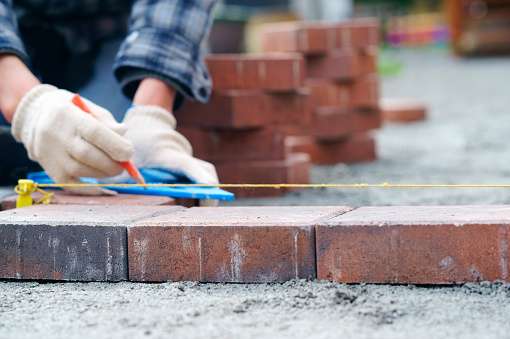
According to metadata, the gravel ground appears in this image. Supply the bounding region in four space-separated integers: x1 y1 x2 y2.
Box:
2 49 510 339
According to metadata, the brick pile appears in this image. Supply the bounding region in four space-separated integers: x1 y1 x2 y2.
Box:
174 18 381 197
2 204 510 284
176 54 312 198
261 18 381 165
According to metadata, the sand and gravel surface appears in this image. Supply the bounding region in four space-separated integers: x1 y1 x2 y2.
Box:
2 49 510 339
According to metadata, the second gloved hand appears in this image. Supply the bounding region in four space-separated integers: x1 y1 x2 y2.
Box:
11 84 134 195
121 105 219 204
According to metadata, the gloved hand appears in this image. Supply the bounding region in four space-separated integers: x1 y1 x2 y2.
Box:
11 84 134 195
122 105 219 206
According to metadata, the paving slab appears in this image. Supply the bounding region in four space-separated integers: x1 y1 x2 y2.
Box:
0 205 184 281
0 191 176 211
129 206 352 283
317 205 510 284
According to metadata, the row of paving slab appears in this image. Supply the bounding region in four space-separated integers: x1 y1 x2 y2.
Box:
0 204 509 284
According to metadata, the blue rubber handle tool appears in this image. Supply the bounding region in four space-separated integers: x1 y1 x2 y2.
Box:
27 168 235 201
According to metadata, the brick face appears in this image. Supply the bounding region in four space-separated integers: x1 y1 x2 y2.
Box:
350 18 380 49
359 47 378 76
179 127 286 162
261 19 379 54
206 54 305 91
176 90 269 129
352 75 379 109
0 192 176 211
0 205 184 281
261 23 332 54
380 98 427 123
128 206 352 282
267 89 312 125
176 90 311 130
307 80 352 109
287 135 377 165
306 50 360 80
317 206 510 284
312 108 381 141
216 153 309 183
216 153 311 197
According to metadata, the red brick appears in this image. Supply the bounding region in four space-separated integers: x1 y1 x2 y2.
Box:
312 107 354 140
261 22 333 54
317 205 510 284
129 206 352 282
216 153 310 197
179 127 286 162
380 98 427 123
330 23 356 51
287 134 377 165
0 205 184 281
352 75 379 109
307 80 352 109
277 124 311 137
285 135 314 155
261 19 378 54
352 109 382 133
176 89 311 130
206 54 305 91
0 191 176 211
266 89 312 125
350 18 380 49
176 90 270 129
312 107 384 141
359 46 378 76
306 49 360 80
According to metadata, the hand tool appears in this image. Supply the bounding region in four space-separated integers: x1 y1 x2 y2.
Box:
26 169 235 201
71 94 146 185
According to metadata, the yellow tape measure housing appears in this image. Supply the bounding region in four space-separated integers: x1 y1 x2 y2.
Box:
14 179 53 208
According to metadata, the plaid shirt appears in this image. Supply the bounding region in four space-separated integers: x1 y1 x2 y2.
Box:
0 0 216 103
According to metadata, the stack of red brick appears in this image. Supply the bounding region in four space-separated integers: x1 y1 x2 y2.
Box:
261 18 381 164
175 18 381 197
176 53 312 197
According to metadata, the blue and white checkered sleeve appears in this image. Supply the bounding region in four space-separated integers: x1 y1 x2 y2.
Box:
114 0 217 105
0 0 28 63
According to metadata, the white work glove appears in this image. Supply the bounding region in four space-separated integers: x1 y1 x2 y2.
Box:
11 84 134 195
121 105 219 206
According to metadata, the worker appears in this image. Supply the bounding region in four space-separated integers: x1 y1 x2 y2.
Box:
0 0 218 194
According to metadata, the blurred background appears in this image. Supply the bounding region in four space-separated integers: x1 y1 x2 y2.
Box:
210 0 449 54
210 0 510 56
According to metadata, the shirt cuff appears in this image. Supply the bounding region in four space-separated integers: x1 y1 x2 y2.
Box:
114 67 185 111
0 47 30 68
0 27 29 63
113 27 212 108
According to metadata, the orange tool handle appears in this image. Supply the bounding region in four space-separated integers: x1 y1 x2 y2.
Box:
71 95 145 185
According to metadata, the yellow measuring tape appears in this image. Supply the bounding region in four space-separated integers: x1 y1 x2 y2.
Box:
14 179 54 208
13 179 510 208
